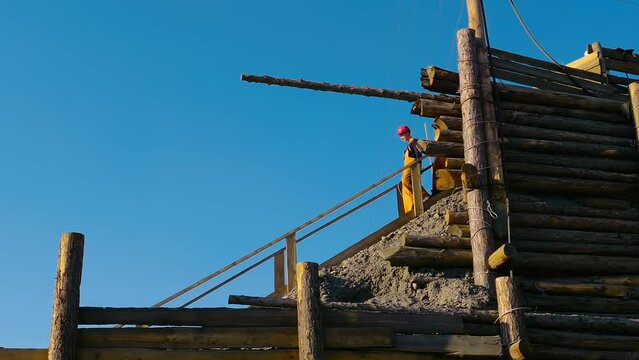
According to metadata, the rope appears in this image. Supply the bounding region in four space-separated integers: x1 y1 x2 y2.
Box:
494 307 532 324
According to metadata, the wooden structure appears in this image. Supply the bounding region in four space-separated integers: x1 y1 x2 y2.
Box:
4 4 639 359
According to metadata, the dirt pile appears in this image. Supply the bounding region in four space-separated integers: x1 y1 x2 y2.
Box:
319 190 492 311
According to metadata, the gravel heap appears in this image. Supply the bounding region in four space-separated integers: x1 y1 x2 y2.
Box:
318 190 492 311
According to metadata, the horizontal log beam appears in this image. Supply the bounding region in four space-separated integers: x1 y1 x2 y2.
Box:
411 99 461 118
504 162 639 183
421 140 464 158
400 234 470 249
79 307 466 334
241 74 456 103
527 328 639 351
525 293 639 314
500 122 635 147
525 275 639 286
434 116 462 131
504 150 639 174
510 227 639 245
500 101 628 124
513 240 639 257
381 246 472 268
395 334 501 356
434 129 463 143
520 280 639 299
502 137 638 160
509 212 639 234
508 195 639 220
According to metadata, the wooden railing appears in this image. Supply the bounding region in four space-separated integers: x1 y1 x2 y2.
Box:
147 156 431 309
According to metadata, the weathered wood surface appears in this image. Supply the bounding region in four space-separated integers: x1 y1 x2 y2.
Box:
488 244 517 270
296 262 324 360
495 276 528 360
520 279 639 299
445 211 469 225
525 293 639 314
444 157 464 169
630 82 639 148
527 328 639 351
434 128 463 143
507 173 636 196
434 169 462 191
504 162 639 183
395 334 501 356
510 227 639 245
434 116 462 131
460 163 478 189
420 140 464 158
400 234 470 249
502 137 638 160
448 224 470 238
500 101 628 123
382 246 472 268
533 345 639 360
525 313 639 335
501 109 634 138
457 28 495 290
77 326 394 349
509 212 639 233
513 240 639 257
241 74 457 103
500 122 635 147
511 252 639 275
525 275 639 286
505 150 639 174
421 66 459 94
508 195 639 220
49 232 84 360
79 307 467 334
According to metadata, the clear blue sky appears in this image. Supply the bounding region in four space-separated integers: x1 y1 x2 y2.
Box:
1 0 636 347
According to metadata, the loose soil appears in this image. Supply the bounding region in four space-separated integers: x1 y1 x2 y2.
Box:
318 190 493 311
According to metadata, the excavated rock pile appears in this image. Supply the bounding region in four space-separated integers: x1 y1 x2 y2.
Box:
319 191 493 311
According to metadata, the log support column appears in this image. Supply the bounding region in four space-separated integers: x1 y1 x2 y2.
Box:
49 232 85 360
496 276 531 360
457 28 495 291
296 262 324 360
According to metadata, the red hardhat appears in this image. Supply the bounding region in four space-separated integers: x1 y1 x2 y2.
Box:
397 125 410 136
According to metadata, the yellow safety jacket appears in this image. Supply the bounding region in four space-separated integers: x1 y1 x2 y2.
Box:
400 139 428 214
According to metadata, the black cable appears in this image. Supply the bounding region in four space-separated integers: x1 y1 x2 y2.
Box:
507 0 595 97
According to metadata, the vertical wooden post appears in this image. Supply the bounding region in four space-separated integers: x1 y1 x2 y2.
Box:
495 276 530 360
286 233 297 293
630 82 639 149
457 28 495 291
591 42 610 83
410 163 424 217
296 262 324 360
466 0 485 42
49 232 84 360
274 250 285 295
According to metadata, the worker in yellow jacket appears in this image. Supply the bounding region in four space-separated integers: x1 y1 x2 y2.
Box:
397 125 430 215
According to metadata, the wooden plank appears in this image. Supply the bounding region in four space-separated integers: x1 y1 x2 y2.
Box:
78 327 394 349
395 335 501 356
79 307 466 334
274 250 285 295
0 349 46 360
286 233 297 293
566 51 602 73
630 82 639 148
606 58 639 76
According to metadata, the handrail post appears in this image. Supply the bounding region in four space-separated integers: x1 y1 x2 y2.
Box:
286 233 297 293
274 250 286 296
410 163 424 217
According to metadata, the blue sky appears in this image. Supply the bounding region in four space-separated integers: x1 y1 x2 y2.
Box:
1 0 636 347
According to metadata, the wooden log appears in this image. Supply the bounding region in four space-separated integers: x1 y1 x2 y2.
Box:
421 66 459 94
525 275 639 286
77 326 394 349
578 197 634 210
445 211 468 225
501 109 634 138
513 240 639 257
410 164 424 217
500 122 635 147
504 162 639 184
444 157 464 169
606 58 639 76
79 307 466 334
509 212 639 234
434 128 463 143
0 349 46 360
457 28 495 290
505 150 639 174
492 67 595 96
411 98 462 118
502 101 628 124
520 279 639 299
508 195 639 220
434 169 461 191
510 227 639 246
274 251 285 295
495 276 529 360
495 83 627 113
434 116 462 131
527 328 639 351
286 233 297 293
448 225 470 238
381 246 472 267
503 137 639 160
49 232 85 360
525 313 639 336
460 163 478 189
296 262 324 360
507 173 636 196
488 244 518 270
400 234 470 249
240 74 457 103
395 334 501 356
525 293 639 314
420 140 463 158
533 346 639 360
511 252 639 275
630 82 639 148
